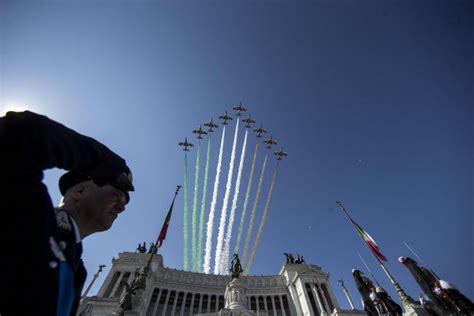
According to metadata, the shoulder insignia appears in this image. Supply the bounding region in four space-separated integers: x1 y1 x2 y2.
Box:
56 210 72 231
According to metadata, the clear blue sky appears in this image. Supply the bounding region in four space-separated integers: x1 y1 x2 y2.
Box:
1 0 472 309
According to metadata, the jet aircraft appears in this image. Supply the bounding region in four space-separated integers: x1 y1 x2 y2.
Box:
253 124 267 137
178 138 194 151
263 136 278 148
192 125 208 139
204 118 219 132
219 111 233 125
273 148 288 160
233 102 247 116
242 115 256 128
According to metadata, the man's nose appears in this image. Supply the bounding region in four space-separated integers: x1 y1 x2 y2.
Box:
116 203 126 213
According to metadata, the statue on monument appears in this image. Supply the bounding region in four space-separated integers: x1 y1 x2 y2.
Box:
230 253 243 279
147 242 158 254
136 242 147 253
295 254 305 264
120 267 142 311
120 265 152 311
283 253 296 264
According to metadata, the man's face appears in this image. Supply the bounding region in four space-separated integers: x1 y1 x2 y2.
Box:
80 182 127 232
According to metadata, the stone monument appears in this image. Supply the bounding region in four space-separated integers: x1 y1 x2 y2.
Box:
196 254 267 316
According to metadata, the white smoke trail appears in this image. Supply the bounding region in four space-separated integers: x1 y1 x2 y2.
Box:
246 162 279 274
221 128 248 273
241 152 268 268
214 119 240 274
234 142 259 255
203 126 226 274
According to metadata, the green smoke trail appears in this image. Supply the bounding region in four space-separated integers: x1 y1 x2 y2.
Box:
192 142 201 272
197 138 211 272
234 142 259 255
183 152 189 271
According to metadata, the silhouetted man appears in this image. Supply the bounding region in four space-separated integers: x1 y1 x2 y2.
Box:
0 111 134 316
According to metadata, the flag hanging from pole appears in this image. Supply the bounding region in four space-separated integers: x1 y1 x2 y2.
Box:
337 201 387 262
157 186 181 248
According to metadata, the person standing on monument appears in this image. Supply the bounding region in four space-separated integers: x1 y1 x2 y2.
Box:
0 110 135 316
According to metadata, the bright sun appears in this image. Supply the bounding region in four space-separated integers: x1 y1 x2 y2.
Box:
1 104 30 117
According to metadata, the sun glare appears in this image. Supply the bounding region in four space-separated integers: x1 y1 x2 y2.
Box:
1 104 30 117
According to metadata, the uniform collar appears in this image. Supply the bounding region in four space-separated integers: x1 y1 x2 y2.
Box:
55 207 82 243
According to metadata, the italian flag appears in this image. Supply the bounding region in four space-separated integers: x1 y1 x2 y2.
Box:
349 216 388 262
157 190 178 248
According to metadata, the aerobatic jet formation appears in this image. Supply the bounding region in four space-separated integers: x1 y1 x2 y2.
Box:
204 118 219 132
263 136 278 148
273 148 288 160
233 102 247 116
219 111 233 125
242 115 256 128
253 124 267 137
178 138 194 151
178 106 288 275
193 125 208 139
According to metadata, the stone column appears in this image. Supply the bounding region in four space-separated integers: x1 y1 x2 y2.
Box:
161 290 171 315
152 288 163 315
318 283 331 313
279 295 286 316
109 272 124 298
271 296 277 315
286 281 303 315
190 293 195 315
198 294 203 314
170 291 179 315
310 282 325 315
341 284 355 310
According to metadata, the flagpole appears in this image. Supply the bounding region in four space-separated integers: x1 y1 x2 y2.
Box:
336 201 416 311
121 186 181 311
358 253 381 287
377 258 416 308
403 241 440 280
136 186 181 289
146 185 181 271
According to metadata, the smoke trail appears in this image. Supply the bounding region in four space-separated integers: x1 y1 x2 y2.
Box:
191 142 201 272
183 152 189 271
241 152 268 267
214 119 240 274
197 138 211 272
246 162 279 274
234 142 259 255
221 129 248 273
203 126 226 274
